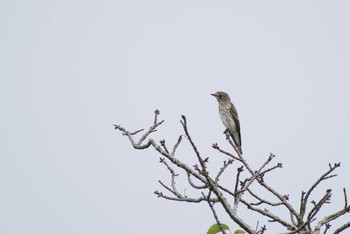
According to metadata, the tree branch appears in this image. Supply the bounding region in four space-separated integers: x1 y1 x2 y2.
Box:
300 163 341 220
115 110 350 234
204 191 227 234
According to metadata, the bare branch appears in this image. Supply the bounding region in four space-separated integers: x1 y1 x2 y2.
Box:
160 140 169 154
343 188 348 208
128 128 144 135
234 166 244 195
307 189 332 224
181 115 256 233
204 191 227 234
115 114 208 186
212 143 241 161
226 132 254 175
316 204 350 228
154 189 216 203
334 221 350 234
257 177 299 220
180 115 208 176
300 163 341 220
137 109 164 145
187 172 207 189
239 197 295 230
233 153 280 215
232 166 244 213
258 163 283 176
323 223 331 234
158 180 178 197
159 157 181 197
257 225 267 234
247 188 284 207
215 159 234 184
116 111 350 234
171 135 183 156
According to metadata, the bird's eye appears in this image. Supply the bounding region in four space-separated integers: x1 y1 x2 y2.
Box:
219 95 222 98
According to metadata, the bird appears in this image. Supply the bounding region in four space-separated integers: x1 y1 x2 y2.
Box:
211 91 242 154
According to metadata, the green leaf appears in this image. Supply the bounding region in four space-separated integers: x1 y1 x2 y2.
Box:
207 223 230 234
234 229 246 234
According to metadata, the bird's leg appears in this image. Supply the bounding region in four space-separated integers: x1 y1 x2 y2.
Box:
223 129 230 140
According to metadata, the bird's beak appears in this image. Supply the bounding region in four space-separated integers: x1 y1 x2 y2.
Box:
211 93 217 97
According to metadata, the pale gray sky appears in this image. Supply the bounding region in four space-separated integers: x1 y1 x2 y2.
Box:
1 1 350 233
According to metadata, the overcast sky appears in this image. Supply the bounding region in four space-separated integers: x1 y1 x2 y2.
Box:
1 1 350 233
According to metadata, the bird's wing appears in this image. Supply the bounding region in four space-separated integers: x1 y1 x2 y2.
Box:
229 102 242 145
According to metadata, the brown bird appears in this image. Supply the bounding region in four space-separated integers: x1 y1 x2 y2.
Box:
211 91 242 154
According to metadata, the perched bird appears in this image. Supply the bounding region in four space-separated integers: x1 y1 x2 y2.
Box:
211 91 242 154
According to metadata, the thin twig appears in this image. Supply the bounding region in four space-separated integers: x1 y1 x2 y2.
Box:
306 189 332 224
137 109 164 145
212 143 241 161
187 172 207 189
154 189 217 203
323 223 331 234
334 221 350 234
257 177 299 220
343 188 348 208
160 140 169 154
204 191 227 234
215 159 234 184
171 135 183 156
300 163 341 220
247 188 284 207
239 197 295 230
159 157 181 197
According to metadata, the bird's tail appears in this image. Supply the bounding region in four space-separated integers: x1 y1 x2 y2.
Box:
230 132 242 154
